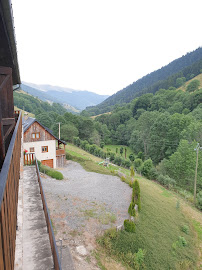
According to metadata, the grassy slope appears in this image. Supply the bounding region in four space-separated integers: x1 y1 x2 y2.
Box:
66 143 202 269
66 143 115 175
115 177 200 269
177 73 202 92
104 145 134 159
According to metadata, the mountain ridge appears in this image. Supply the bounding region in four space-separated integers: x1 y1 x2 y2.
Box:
21 83 109 111
82 47 202 116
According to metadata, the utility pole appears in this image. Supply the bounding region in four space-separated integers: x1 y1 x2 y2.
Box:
194 143 202 204
57 122 61 139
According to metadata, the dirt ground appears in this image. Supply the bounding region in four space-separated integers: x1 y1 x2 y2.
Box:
41 161 131 270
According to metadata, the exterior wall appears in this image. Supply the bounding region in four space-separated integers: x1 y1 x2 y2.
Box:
56 155 66 168
23 140 56 168
24 122 55 143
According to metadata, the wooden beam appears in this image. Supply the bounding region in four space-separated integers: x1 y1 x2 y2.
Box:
2 118 15 126
3 123 15 142
0 109 5 169
0 67 12 75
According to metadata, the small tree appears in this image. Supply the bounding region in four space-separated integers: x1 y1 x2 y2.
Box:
125 148 127 159
120 147 123 156
142 159 153 178
129 153 135 162
132 180 141 211
130 166 135 178
100 141 105 148
186 80 200 92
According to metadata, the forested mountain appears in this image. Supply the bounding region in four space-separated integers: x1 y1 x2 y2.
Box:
21 83 109 111
83 47 202 116
14 73 202 209
13 91 67 115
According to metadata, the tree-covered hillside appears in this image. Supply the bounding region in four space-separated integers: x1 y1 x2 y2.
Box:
82 47 202 116
13 91 67 116
14 71 202 209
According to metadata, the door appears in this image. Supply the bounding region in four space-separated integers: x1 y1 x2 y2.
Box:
41 159 53 168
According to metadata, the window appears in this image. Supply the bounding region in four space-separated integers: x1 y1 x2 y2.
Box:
30 147 35 152
42 146 48 153
32 132 40 139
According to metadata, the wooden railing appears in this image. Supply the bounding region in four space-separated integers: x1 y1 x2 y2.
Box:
56 149 65 156
0 111 22 270
24 152 36 165
0 67 15 169
35 160 62 270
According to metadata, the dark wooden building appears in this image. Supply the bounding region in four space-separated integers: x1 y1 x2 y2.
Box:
0 0 22 269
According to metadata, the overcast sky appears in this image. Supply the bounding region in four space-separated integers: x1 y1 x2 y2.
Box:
12 0 202 95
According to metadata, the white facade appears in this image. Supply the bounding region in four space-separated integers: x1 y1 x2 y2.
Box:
23 140 57 168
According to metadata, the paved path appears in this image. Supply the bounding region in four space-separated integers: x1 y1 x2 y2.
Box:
15 166 54 270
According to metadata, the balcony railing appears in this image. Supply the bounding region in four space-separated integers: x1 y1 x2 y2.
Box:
56 148 65 156
0 111 22 270
23 152 62 269
35 160 62 270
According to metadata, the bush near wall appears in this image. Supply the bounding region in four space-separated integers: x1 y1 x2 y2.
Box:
37 161 63 180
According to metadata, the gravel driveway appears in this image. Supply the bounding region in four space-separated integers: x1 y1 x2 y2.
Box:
41 160 131 270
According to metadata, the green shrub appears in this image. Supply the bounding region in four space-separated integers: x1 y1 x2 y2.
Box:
181 225 189 234
114 156 122 166
40 164 63 180
100 141 105 148
132 180 141 211
134 158 143 170
178 236 187 247
109 152 115 162
157 174 176 188
196 191 202 210
73 137 81 146
47 170 63 180
124 219 136 233
130 166 135 177
129 153 135 162
37 159 42 169
142 159 153 178
123 159 131 169
40 164 50 174
128 202 136 217
121 176 126 182
149 167 158 180
66 152 73 160
186 79 200 92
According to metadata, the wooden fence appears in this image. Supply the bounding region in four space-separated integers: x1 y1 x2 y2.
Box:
0 111 22 270
35 160 62 270
24 153 35 165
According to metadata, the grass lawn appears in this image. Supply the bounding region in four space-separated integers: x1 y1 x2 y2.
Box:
99 176 202 270
65 143 115 175
65 143 202 269
104 145 134 159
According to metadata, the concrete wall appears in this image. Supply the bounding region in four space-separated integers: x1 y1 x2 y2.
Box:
23 140 56 168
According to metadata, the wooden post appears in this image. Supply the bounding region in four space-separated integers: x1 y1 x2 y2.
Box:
0 104 5 169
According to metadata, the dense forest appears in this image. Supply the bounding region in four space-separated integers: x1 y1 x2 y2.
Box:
82 47 202 116
14 74 202 209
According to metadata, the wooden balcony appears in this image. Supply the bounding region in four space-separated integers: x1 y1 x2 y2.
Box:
0 111 22 269
56 148 65 156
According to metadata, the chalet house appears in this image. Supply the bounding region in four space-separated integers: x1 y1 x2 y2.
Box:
23 117 66 168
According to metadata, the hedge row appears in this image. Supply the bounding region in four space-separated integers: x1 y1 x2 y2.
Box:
73 137 132 169
37 160 63 180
